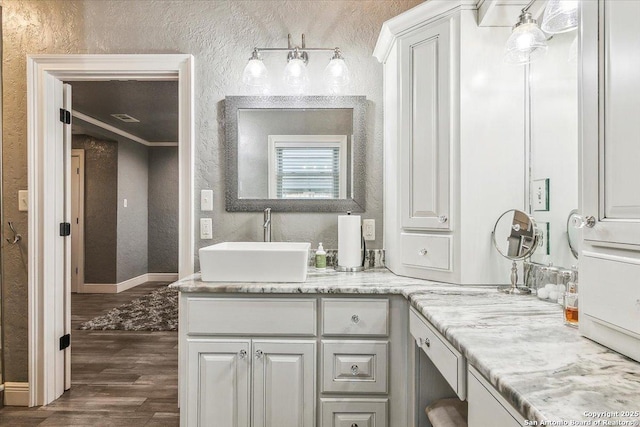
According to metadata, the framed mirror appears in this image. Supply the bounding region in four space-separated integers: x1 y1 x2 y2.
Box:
225 96 366 212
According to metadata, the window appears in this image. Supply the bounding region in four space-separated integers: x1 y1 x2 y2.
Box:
268 135 348 199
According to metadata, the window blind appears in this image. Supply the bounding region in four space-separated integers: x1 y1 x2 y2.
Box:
275 146 340 198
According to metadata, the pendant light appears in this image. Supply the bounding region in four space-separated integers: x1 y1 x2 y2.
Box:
242 49 269 87
541 0 579 34
504 10 548 65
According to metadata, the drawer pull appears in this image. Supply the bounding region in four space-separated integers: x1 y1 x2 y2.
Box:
351 314 360 324
351 364 359 375
419 248 428 256
351 424 359 427
438 215 448 223
424 337 431 348
255 349 263 359
239 349 247 359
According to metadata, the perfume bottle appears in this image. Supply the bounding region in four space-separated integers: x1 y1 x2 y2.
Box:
564 280 579 327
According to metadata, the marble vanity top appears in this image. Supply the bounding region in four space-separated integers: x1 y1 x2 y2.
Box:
171 268 640 425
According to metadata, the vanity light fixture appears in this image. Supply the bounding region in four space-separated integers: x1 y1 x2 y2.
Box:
504 1 548 65
242 34 350 90
541 0 579 34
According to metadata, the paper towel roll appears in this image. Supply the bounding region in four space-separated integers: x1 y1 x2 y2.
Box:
338 214 362 268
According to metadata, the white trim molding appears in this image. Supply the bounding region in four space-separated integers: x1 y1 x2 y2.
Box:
4 382 30 407
81 273 179 294
27 54 195 407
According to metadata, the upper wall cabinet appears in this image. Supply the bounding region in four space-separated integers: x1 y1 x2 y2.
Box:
400 19 451 231
579 0 640 363
375 0 526 284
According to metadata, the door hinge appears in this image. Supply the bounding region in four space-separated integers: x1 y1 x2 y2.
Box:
59 334 71 350
59 108 71 124
60 222 71 236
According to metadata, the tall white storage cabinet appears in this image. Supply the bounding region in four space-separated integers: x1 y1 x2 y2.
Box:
579 0 640 363
375 0 527 284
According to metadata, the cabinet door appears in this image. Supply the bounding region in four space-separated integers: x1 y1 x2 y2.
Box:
252 340 316 427
580 0 640 361
400 18 451 231
185 340 250 427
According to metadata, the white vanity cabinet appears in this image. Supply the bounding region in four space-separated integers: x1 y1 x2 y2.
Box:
579 0 640 363
375 0 526 284
467 366 525 427
180 294 409 427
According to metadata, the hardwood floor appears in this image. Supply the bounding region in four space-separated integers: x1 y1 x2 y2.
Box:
0 282 179 426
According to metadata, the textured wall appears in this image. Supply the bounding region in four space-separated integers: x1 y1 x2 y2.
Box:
148 147 179 273
1 0 421 381
72 135 118 283
117 139 149 283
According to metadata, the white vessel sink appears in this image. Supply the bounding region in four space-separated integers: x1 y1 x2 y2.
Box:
199 242 311 283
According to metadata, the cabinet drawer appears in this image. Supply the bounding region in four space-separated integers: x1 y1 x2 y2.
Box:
186 297 316 336
322 341 388 394
321 398 388 427
468 366 524 427
400 233 451 271
409 307 466 399
322 299 389 336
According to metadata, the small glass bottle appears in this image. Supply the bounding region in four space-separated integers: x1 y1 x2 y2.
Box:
564 280 579 327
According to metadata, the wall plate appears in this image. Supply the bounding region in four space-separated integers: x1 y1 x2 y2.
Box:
533 178 549 211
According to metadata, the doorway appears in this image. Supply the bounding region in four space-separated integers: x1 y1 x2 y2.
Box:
26 54 194 406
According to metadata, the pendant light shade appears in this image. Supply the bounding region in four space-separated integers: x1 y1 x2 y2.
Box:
541 0 579 34
324 49 350 88
504 12 548 65
242 49 269 87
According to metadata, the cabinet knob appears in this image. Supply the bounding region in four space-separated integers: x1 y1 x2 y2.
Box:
423 337 431 348
572 214 596 228
351 365 359 376
255 350 263 359
438 215 448 223
239 349 247 359
419 248 428 256
351 314 360 324
351 424 359 427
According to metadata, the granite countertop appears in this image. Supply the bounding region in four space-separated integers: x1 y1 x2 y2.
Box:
171 268 640 425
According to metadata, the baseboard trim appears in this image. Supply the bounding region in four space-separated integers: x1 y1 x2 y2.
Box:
4 382 29 406
80 272 179 294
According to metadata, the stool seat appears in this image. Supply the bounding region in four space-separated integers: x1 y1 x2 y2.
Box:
425 398 468 427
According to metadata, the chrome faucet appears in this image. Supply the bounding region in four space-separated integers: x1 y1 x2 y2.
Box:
263 208 272 242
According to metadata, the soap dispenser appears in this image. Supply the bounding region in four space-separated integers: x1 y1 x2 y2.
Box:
315 242 327 269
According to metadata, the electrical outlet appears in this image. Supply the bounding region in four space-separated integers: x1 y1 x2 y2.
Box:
533 178 549 211
201 189 213 211
200 218 213 239
18 190 28 211
363 219 375 241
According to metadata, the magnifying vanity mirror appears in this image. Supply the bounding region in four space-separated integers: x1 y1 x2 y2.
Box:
566 209 581 259
225 96 366 212
492 209 540 294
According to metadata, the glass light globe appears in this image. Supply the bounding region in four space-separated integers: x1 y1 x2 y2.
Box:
242 58 268 87
283 58 309 88
504 22 548 65
541 0 579 34
324 58 350 87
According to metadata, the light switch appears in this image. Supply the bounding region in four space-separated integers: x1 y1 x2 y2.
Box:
201 189 213 211
18 190 28 211
363 219 375 241
200 218 213 239
533 178 549 211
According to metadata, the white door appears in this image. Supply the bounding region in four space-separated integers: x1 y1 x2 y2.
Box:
580 0 640 361
400 19 451 231
186 340 251 427
252 340 316 427
70 150 84 293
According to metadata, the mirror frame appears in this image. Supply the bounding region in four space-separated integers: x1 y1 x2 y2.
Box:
491 209 540 260
224 95 367 212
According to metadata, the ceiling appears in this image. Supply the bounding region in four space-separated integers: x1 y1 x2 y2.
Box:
69 80 179 143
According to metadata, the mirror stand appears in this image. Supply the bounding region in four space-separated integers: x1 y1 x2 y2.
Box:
497 260 532 294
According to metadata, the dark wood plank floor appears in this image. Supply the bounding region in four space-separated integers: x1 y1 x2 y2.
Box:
0 282 179 426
